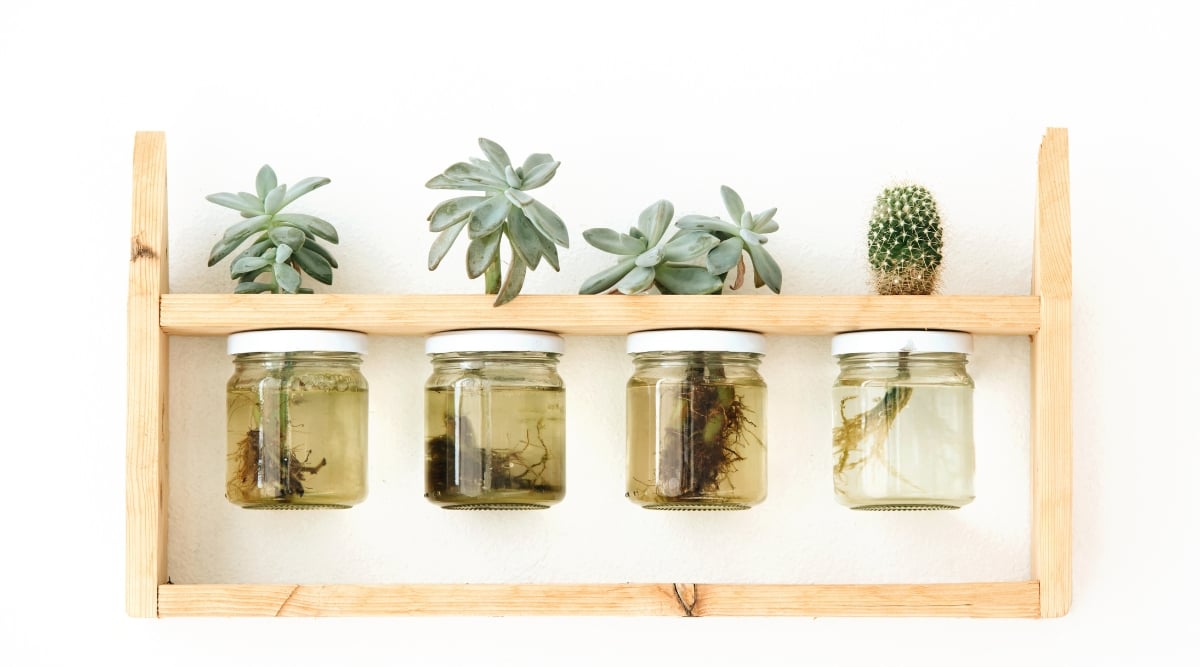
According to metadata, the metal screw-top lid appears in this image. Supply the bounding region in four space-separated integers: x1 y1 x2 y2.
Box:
627 329 766 354
227 329 368 355
831 330 972 356
425 329 564 354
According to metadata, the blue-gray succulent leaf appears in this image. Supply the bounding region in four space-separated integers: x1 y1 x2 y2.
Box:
524 199 569 247
274 262 301 293
427 196 486 232
273 243 293 264
634 246 664 268
293 246 333 285
518 159 559 190
465 229 503 279
234 281 273 294
637 200 674 245
230 255 270 276
654 264 724 295
616 265 656 295
304 239 338 268
662 230 720 262
207 192 265 215
427 219 468 270
579 257 637 294
255 166 277 201
276 177 330 211
467 194 510 239
274 213 339 243
582 228 644 255
739 228 767 246
747 243 782 294
504 188 535 207
706 236 744 275
675 215 739 237
506 207 544 270
721 185 746 223
494 250 527 307
262 184 287 215
752 207 778 231
268 225 305 249
478 138 512 171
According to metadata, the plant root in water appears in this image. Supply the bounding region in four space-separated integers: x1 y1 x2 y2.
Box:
229 428 327 501
832 386 920 491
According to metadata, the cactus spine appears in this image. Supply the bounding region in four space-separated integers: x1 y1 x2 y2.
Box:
867 184 943 295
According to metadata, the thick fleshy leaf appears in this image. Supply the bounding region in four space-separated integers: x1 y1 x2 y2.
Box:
274 213 339 242
494 251 527 307
221 214 272 243
504 188 534 207
468 157 504 179
209 229 257 266
747 243 783 294
228 235 273 269
504 166 521 188
231 255 270 275
739 228 767 246
507 207 544 270
521 153 555 174
579 257 638 294
654 264 724 295
740 211 755 229
237 192 264 215
255 165 277 200
445 162 507 189
706 236 744 274
583 228 643 255
721 185 745 223
468 194 510 239
637 200 673 245
663 231 719 262
752 207 778 231
428 219 468 270
519 159 559 190
524 200 569 247
635 246 664 268
293 245 334 284
426 174 475 190
206 192 264 215
274 243 293 264
234 281 273 294
466 230 502 279
478 138 512 171
535 227 560 270
629 227 645 241
276 177 330 210
274 262 301 293
262 184 287 215
755 219 780 234
304 239 338 268
426 196 486 232
616 265 656 295
268 225 305 249
675 215 739 236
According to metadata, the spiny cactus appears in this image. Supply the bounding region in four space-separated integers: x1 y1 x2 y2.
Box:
868 184 943 295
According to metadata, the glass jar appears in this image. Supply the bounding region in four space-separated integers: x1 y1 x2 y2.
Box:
225 329 369 509
424 330 566 510
626 329 767 510
831 330 975 510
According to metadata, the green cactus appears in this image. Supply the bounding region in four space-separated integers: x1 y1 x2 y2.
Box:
867 184 943 295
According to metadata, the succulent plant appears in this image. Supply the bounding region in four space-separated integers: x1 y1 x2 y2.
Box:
425 138 568 306
867 183 943 295
579 186 782 295
206 165 339 294
579 200 722 295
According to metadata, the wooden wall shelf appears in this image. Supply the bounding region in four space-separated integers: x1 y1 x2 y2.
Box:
127 129 1073 619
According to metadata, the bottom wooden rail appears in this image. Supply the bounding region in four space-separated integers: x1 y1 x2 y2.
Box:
157 581 1041 618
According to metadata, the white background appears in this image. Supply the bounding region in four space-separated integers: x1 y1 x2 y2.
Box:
1 0 1197 663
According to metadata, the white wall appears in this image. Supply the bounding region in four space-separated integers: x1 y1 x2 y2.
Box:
2 0 1196 663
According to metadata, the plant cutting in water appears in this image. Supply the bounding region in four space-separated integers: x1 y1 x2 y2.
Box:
206 165 341 294
582 188 781 507
833 184 946 494
425 416 558 502
425 138 569 306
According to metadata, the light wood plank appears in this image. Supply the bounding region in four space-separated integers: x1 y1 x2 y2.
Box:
157 582 1040 618
127 131 169 618
1031 128 1072 618
160 294 1041 337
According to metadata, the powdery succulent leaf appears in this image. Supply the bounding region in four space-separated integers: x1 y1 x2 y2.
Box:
654 264 724 295
579 256 638 294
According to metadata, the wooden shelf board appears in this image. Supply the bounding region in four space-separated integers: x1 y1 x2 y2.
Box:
157 581 1041 618
160 294 1041 337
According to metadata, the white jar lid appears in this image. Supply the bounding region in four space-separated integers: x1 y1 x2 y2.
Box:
627 329 766 354
831 330 973 356
228 329 368 355
425 329 564 354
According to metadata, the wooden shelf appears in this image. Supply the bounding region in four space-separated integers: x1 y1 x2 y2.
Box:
161 294 1042 337
127 129 1073 619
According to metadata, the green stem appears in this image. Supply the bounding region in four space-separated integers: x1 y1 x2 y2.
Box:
483 259 501 295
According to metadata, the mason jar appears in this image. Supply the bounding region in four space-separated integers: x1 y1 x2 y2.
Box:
424 330 566 509
626 329 767 510
225 329 369 509
831 330 975 510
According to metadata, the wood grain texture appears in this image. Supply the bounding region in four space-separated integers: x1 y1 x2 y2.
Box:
157 581 1041 618
159 294 1042 336
1031 128 1072 617
127 132 169 618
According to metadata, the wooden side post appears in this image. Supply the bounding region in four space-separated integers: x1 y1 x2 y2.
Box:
127 132 169 617
1031 128 1072 617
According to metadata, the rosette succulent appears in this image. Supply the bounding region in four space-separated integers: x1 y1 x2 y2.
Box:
580 186 783 295
206 165 339 294
867 183 943 295
426 138 568 306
